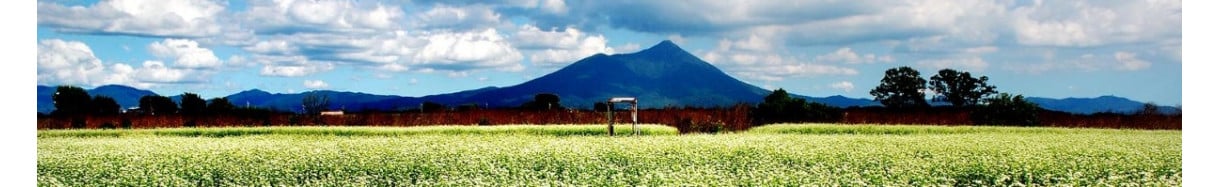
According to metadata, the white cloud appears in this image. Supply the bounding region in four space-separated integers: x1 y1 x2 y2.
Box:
37 0 225 37
239 0 405 34
1012 0 1181 47
303 80 329 89
917 57 989 72
260 62 336 77
830 81 855 92
37 39 108 86
413 29 525 72
701 39 857 82
514 25 615 68
815 47 894 64
413 5 502 31
148 39 222 69
38 39 209 88
1114 51 1151 71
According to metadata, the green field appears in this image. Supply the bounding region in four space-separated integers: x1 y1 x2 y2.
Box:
38 124 1181 186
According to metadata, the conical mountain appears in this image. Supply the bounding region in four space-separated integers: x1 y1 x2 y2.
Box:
443 40 771 108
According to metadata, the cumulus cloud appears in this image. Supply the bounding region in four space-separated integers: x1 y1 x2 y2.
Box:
1012 0 1181 47
917 57 989 72
413 29 525 72
701 39 857 82
830 81 855 92
815 47 894 64
303 80 329 89
413 5 502 31
37 39 108 86
1113 51 1151 71
239 0 405 34
37 0 225 37
514 25 615 68
148 39 222 69
38 39 210 88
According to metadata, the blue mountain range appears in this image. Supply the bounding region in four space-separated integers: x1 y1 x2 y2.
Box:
35 41 1180 115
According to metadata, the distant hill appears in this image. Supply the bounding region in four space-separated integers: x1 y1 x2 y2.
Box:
1027 96 1181 115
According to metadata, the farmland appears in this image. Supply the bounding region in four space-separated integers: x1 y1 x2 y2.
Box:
38 124 1180 186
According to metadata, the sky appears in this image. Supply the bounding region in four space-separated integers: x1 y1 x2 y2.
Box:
34 0 1182 106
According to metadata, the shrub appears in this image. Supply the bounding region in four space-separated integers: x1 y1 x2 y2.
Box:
972 93 1040 126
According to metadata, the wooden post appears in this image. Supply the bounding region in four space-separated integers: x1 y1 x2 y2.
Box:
607 102 615 136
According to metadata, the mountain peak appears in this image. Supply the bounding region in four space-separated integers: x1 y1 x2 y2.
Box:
641 40 684 53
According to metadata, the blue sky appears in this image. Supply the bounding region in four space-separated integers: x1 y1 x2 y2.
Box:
35 0 1182 105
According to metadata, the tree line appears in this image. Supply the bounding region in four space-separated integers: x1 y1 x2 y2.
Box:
754 66 1041 126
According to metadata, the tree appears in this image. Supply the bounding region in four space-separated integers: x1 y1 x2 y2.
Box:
139 95 178 115
870 66 929 108
754 88 842 124
91 96 120 115
179 93 207 116
302 92 330 115
929 69 997 107
593 102 610 112
206 97 235 115
521 93 563 110
971 93 1040 126
52 86 92 116
420 101 446 112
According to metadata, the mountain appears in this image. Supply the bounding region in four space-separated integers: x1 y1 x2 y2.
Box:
1027 96 1181 115
37 85 158 114
810 95 881 108
224 89 418 112
427 40 773 108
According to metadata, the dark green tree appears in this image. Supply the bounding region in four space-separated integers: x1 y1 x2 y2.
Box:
206 97 235 115
179 93 207 116
929 69 997 107
302 92 330 115
754 88 841 124
971 93 1041 126
521 93 563 110
420 101 446 112
91 95 120 115
139 95 178 115
52 85 92 116
870 66 929 108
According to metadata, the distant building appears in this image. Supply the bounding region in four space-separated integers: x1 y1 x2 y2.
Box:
321 111 344 116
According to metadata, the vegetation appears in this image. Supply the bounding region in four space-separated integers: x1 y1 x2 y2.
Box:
180 93 207 116
302 92 331 115
971 93 1041 126
138 95 179 115
929 69 997 107
870 66 929 108
38 124 1180 186
90 96 120 116
51 86 92 116
753 89 841 124
520 93 564 110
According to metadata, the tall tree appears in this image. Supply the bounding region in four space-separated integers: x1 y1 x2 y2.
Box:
91 96 120 115
302 92 330 115
929 69 997 107
206 97 235 115
52 86 92 116
971 93 1040 126
139 95 178 115
870 66 929 108
179 93 207 116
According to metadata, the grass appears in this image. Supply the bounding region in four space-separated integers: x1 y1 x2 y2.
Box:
37 124 1181 186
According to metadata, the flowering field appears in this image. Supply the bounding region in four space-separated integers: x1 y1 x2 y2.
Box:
37 124 1180 186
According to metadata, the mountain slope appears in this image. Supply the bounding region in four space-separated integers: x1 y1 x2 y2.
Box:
37 85 158 114
443 40 772 108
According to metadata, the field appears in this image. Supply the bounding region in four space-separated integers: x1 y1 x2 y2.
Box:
38 124 1181 186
